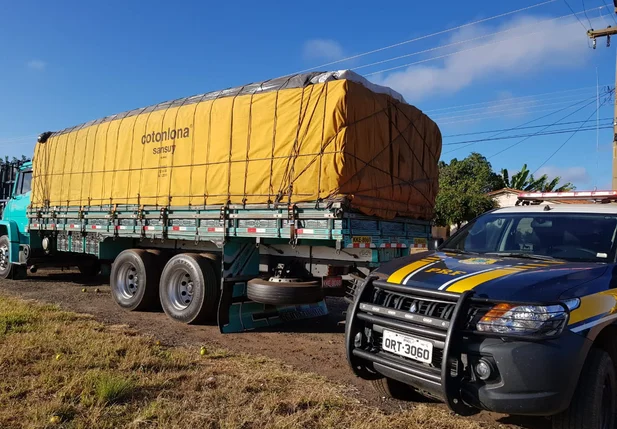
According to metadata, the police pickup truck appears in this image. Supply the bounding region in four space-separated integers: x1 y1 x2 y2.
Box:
346 191 617 429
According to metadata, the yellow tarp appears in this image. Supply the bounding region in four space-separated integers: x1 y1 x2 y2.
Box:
31 79 441 219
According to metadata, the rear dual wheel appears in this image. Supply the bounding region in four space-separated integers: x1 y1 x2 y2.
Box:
110 249 161 311
159 253 220 324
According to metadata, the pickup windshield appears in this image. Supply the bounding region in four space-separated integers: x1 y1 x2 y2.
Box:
443 212 617 263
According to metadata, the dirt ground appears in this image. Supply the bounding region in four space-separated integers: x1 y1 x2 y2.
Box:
0 270 548 429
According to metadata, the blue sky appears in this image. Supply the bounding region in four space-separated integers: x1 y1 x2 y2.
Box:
1 0 616 188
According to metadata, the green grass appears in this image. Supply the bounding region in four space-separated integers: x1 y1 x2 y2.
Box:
0 294 487 429
93 373 135 405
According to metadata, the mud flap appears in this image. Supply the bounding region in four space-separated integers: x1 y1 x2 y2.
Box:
217 241 328 333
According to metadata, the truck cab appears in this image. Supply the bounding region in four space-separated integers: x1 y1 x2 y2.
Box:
346 190 617 429
0 161 33 279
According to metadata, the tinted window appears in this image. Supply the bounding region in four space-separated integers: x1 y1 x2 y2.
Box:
444 212 617 263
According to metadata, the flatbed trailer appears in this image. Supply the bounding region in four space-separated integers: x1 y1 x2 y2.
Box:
25 201 429 332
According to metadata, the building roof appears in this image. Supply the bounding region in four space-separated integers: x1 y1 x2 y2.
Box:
486 188 522 196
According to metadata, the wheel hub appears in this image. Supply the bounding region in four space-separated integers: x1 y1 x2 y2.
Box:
168 269 194 311
0 244 9 271
115 262 139 299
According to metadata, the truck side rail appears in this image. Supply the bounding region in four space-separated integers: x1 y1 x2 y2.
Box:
27 203 431 251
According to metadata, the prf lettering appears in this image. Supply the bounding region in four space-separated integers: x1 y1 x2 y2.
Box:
426 268 466 276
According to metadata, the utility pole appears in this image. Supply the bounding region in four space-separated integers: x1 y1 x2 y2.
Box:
588 0 617 188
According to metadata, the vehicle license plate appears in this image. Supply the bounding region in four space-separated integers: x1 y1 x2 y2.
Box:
382 329 433 364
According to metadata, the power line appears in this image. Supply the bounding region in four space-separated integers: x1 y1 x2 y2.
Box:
563 0 590 30
353 7 604 74
432 96 603 121
438 103 610 126
581 0 593 28
443 125 612 145
429 88 610 117
601 0 617 25
442 95 606 155
293 0 557 73
425 85 608 114
442 117 613 138
488 95 610 159
437 93 613 126
532 97 611 173
364 19 583 77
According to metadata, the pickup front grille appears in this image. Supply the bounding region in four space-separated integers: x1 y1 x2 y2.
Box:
372 288 456 320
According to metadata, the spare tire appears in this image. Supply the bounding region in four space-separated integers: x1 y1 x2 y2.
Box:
247 278 322 306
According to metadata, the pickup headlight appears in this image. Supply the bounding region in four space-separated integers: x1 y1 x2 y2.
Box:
476 299 578 336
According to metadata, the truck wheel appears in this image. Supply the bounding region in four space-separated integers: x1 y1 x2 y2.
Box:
370 377 426 401
159 253 219 324
110 249 161 311
0 235 25 280
247 278 322 305
78 259 101 277
552 348 616 429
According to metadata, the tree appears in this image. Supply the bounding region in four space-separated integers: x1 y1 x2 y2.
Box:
500 164 574 192
434 153 504 229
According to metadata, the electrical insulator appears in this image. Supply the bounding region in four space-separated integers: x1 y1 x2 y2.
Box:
608 35 611 47
593 38 597 49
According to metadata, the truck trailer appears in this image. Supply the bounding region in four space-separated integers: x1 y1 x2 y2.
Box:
0 70 441 333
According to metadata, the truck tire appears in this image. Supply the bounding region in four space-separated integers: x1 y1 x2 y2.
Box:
159 253 219 324
78 259 101 277
552 348 616 429
0 235 25 280
110 249 161 311
247 278 322 305
370 377 426 401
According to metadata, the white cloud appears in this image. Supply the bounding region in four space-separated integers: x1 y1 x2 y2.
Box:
373 15 594 101
535 166 590 185
27 59 47 71
303 39 344 62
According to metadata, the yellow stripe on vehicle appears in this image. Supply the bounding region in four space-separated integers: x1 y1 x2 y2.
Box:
569 289 617 325
387 258 440 284
446 267 528 293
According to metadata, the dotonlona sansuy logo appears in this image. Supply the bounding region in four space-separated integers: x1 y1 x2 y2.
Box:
141 127 190 144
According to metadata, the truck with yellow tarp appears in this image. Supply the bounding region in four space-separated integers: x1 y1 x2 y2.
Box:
0 70 441 332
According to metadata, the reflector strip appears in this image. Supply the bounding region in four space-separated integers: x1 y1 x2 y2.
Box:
206 227 224 233
297 229 314 234
247 227 266 233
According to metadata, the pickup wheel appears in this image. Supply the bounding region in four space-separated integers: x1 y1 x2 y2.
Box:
552 348 616 429
159 253 219 324
247 278 322 305
110 249 161 311
0 235 25 280
370 377 426 401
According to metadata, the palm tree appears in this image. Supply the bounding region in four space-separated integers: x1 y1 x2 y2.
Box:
501 164 575 192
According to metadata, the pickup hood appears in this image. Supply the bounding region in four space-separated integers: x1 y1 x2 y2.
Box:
376 251 609 302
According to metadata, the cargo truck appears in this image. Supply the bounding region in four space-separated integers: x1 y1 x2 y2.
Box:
0 71 441 333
